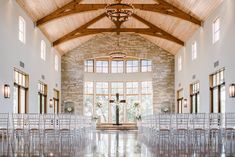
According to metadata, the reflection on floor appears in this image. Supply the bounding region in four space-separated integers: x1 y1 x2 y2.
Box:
1 130 235 156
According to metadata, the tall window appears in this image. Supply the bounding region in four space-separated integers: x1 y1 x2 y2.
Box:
84 82 94 117
84 81 153 123
55 55 59 71
126 60 139 73
192 41 197 60
126 82 139 122
96 61 108 73
141 60 152 72
210 68 225 113
41 40 46 61
13 69 28 113
213 18 220 44
177 89 183 113
96 82 109 122
38 82 47 114
84 60 94 73
141 82 153 116
53 89 60 114
190 82 200 113
111 60 124 73
19 16 26 43
178 55 182 72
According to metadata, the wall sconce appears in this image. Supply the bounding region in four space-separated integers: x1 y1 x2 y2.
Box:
229 84 235 97
184 99 187 108
4 84 10 98
49 99 53 108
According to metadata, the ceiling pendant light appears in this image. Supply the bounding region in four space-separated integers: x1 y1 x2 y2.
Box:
105 0 134 23
109 36 126 59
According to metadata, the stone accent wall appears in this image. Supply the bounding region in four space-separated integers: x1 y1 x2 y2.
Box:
61 33 175 114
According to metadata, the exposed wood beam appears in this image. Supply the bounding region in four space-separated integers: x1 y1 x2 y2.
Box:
134 0 201 25
53 28 184 46
53 13 106 46
36 3 202 26
132 14 184 45
36 0 84 26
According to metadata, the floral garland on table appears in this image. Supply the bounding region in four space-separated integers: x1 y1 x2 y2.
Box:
134 102 142 121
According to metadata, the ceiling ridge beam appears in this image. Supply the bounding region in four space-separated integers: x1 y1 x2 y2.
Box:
36 0 85 26
53 28 184 46
36 3 201 26
53 13 106 46
132 14 184 45
153 0 201 25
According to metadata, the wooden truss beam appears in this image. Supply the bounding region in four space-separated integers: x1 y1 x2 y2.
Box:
36 3 202 26
132 14 184 45
53 28 184 46
53 13 106 46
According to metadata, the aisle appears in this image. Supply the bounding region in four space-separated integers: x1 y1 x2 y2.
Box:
82 130 152 157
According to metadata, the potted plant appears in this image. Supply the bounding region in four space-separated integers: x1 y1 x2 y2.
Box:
134 102 142 121
96 102 107 122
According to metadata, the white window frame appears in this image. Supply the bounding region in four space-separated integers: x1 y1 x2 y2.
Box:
192 41 197 60
55 55 59 71
19 16 26 44
213 17 220 44
178 55 182 72
41 40 46 61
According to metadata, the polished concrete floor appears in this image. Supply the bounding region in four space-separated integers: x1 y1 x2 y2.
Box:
1 130 235 156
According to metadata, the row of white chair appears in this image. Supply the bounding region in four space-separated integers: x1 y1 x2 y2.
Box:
0 113 96 142
138 113 235 146
139 113 235 130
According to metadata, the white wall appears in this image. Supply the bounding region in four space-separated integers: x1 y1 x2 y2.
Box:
0 0 61 113
175 0 235 113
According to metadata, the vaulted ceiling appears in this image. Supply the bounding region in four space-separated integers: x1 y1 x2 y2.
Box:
16 0 223 55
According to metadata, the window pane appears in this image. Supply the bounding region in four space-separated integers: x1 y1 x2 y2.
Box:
85 82 93 94
126 82 138 94
126 60 139 73
96 96 109 123
96 61 108 73
141 81 152 94
111 60 123 73
111 82 124 95
96 82 108 94
213 88 218 113
178 56 182 71
41 40 46 60
220 85 226 113
84 95 93 116
20 88 26 113
126 96 139 122
55 55 59 71
19 17 25 43
141 60 152 72
13 86 18 113
213 18 220 43
141 95 153 116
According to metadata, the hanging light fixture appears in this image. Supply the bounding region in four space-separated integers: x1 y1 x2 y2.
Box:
229 84 235 97
109 36 126 59
4 84 10 98
184 99 188 108
49 99 53 108
105 0 134 22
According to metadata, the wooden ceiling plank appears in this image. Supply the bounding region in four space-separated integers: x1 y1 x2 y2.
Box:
36 0 86 26
53 28 184 46
132 14 184 45
36 2 201 26
53 13 106 46
134 2 201 25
